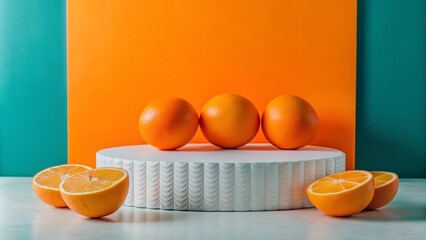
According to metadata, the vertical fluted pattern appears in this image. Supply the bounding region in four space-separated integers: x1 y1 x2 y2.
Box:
96 154 105 168
189 162 204 210
104 157 113 168
146 161 160 208
326 158 335 175
250 163 265 211
160 161 174 209
291 161 304 209
265 163 279 210
315 159 326 180
122 159 134 206
133 161 146 207
335 155 346 172
97 147 345 211
204 163 219 211
279 162 292 209
234 163 250 211
219 163 234 211
303 161 315 208
112 158 122 168
174 162 188 210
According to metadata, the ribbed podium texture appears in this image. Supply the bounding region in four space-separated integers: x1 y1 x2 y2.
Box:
96 144 345 211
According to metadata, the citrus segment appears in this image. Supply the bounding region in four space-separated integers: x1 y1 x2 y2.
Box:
366 171 399 209
32 164 92 207
60 168 129 218
307 170 374 217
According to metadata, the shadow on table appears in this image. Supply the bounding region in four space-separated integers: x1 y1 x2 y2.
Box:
348 205 426 222
85 208 179 223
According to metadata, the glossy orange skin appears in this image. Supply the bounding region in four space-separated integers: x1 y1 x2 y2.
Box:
307 171 375 217
139 97 199 150
32 183 68 208
200 93 260 149
262 95 319 149
366 171 399 209
60 169 129 218
32 164 92 208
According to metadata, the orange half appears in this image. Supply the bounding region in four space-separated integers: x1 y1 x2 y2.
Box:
59 168 129 218
307 170 375 217
32 164 92 207
366 171 399 209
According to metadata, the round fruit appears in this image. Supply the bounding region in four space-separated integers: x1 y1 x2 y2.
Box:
60 168 129 218
306 170 375 217
262 95 319 149
32 164 92 207
200 93 260 148
139 97 199 150
366 171 399 209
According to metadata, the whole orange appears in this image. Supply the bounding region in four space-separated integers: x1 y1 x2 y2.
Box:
200 93 259 148
262 95 319 149
139 97 199 150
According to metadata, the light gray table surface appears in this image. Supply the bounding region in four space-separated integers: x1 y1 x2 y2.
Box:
0 178 425 240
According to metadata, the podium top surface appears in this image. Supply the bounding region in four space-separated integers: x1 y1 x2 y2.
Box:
97 144 344 163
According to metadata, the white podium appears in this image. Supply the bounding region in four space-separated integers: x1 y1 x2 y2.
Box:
97 144 345 211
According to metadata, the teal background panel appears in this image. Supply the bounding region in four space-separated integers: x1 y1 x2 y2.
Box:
0 0 67 176
356 0 426 177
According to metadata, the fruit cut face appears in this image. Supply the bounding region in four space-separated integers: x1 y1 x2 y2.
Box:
309 171 372 194
365 171 399 210
306 170 375 216
32 164 93 208
61 168 126 194
34 165 92 189
372 171 396 187
59 167 129 218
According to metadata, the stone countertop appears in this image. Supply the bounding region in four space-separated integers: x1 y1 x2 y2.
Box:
0 178 425 240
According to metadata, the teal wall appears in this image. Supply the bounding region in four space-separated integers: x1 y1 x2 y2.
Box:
0 0 425 177
0 0 67 176
356 0 426 178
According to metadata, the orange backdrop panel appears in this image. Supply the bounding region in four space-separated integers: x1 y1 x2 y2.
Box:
67 0 357 169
